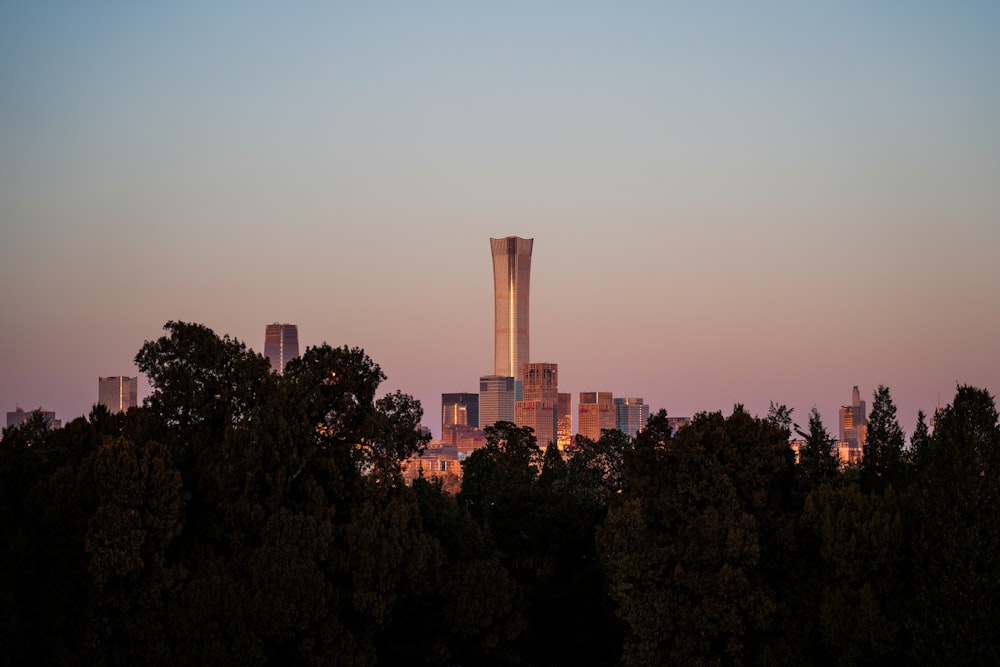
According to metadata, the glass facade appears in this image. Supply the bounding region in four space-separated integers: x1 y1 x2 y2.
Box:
479 375 515 429
557 393 572 450
264 323 299 374
491 237 532 398
614 396 649 437
98 375 138 414
838 385 867 462
441 392 479 431
578 391 616 441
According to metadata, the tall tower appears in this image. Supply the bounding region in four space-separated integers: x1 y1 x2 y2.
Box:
516 362 559 448
265 323 299 375
838 385 868 464
98 376 138 413
490 236 533 399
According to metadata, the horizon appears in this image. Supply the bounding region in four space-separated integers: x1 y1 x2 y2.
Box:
2 2 998 440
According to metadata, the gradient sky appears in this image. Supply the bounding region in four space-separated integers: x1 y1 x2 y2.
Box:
2 1 998 440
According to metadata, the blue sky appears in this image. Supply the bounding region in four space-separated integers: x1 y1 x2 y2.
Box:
2 1 998 437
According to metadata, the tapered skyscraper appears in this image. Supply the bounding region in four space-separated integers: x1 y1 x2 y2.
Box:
491 236 533 398
264 323 299 375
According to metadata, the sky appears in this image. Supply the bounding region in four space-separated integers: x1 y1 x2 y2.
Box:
2 1 998 440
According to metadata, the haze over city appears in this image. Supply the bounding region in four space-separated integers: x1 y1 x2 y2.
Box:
2 2 998 439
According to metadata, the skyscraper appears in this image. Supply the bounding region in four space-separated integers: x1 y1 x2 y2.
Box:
578 391 616 441
838 385 867 464
516 362 559 448
265 323 299 374
479 374 515 429
491 236 533 399
557 392 572 450
98 376 138 413
614 396 649 437
442 392 479 431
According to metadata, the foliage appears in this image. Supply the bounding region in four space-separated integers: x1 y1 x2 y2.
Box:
3 340 999 666
861 385 907 492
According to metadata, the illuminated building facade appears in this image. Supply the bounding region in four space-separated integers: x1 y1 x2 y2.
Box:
491 236 533 399
516 362 559 448
98 376 138 414
264 323 299 374
578 391 616 441
838 385 868 464
479 374 515 429
442 424 487 459
557 392 572 450
614 396 649 437
442 392 479 431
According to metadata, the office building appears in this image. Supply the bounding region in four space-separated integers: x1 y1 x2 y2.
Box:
6 406 61 429
480 375 515 429
441 392 479 432
491 236 533 399
516 362 559 448
264 323 299 374
615 396 649 437
515 400 557 448
578 391 616 441
557 393 572 450
98 376 138 413
442 424 487 459
838 385 867 464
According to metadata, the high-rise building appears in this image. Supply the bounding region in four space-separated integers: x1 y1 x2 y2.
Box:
557 392 572 450
516 362 559 448
838 385 867 464
515 400 557 448
480 375 515 429
441 392 479 432
6 406 61 429
614 396 649 437
265 323 299 374
578 391 616 441
98 376 138 413
491 236 533 399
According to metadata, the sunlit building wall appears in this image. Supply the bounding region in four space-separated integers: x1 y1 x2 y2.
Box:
518 362 558 448
614 396 649 437
98 375 138 413
442 392 479 432
578 391 616 441
838 385 867 463
515 400 556 449
491 236 533 400
480 375 515 429
442 423 487 459
264 323 299 374
557 392 572 450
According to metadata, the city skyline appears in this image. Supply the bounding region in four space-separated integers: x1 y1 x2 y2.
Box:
2 3 998 440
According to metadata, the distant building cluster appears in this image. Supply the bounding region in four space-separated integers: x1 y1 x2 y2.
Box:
5 237 869 483
403 236 667 486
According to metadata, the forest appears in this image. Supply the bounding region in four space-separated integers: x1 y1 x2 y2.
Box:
1 321 997 666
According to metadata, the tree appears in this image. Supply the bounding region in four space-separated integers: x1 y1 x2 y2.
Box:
599 407 799 666
802 483 907 665
861 386 906 492
796 407 839 490
909 385 1000 665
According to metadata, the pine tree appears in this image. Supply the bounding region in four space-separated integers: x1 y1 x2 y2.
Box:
861 386 906 491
